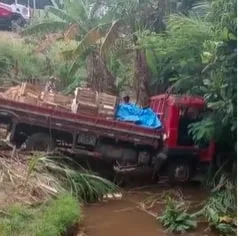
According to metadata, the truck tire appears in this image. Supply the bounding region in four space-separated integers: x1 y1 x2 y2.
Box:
24 133 56 151
168 160 193 185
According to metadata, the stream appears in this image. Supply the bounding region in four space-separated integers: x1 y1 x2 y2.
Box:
81 185 219 236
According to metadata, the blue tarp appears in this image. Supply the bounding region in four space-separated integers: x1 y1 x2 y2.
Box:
115 103 162 129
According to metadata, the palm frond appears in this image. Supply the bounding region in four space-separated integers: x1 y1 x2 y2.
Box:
23 21 69 35
62 27 104 59
145 49 158 75
36 155 119 202
168 14 212 32
64 0 89 24
76 27 104 52
100 19 122 56
99 8 118 25
190 1 211 18
192 1 210 10
51 0 63 9
46 6 79 24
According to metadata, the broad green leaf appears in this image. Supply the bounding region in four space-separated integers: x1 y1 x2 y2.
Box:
23 21 69 35
145 49 158 75
47 6 79 24
100 19 122 56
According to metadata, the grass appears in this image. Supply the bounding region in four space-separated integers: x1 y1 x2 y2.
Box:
0 32 84 94
0 194 81 236
0 35 47 83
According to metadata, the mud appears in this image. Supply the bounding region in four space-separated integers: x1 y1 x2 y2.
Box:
82 185 218 236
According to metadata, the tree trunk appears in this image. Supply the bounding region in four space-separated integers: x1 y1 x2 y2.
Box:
86 50 117 95
134 49 150 107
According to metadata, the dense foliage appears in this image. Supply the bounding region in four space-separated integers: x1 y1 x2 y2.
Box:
138 0 236 160
158 174 236 235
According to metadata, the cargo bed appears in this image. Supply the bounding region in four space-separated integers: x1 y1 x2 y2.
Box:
0 98 162 149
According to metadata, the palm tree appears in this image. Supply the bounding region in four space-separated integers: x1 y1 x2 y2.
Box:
24 0 204 101
24 0 120 94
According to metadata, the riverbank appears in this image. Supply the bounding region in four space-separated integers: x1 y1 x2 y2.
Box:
0 143 118 236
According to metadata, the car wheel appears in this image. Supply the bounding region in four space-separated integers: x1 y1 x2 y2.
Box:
11 18 23 32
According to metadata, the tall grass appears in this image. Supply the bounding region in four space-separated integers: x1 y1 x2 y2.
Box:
0 35 84 94
0 38 47 82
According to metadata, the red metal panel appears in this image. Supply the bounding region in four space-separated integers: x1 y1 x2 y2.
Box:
150 94 205 107
0 5 12 17
0 98 162 148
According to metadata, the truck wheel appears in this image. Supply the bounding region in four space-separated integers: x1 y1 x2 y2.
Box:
168 160 193 185
24 133 56 152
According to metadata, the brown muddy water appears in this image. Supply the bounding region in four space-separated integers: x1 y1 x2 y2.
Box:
81 185 218 236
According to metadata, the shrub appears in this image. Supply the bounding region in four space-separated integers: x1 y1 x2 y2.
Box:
158 197 197 233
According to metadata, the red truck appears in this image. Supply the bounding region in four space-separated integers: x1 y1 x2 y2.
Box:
0 94 215 184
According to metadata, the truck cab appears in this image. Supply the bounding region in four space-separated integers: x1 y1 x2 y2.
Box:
149 94 215 183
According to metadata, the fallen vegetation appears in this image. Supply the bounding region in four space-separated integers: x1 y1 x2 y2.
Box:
0 150 119 204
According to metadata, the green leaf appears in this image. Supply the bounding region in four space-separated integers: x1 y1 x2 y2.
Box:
23 21 68 35
47 6 79 24
145 49 158 75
